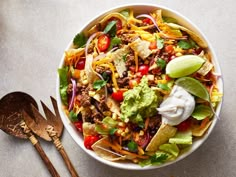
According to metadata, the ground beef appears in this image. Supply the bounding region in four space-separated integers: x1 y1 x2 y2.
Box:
117 77 129 87
125 53 135 67
66 83 73 95
95 66 106 74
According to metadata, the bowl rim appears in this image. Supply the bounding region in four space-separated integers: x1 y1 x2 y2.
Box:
56 3 224 170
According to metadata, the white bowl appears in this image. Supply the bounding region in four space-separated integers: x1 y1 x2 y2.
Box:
56 3 223 170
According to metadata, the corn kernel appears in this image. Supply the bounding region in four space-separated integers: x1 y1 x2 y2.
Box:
175 52 183 57
121 132 126 137
112 113 117 120
103 111 112 117
82 79 88 85
139 130 144 136
124 118 129 123
125 127 129 133
88 91 96 97
115 73 119 78
117 129 123 135
118 122 125 127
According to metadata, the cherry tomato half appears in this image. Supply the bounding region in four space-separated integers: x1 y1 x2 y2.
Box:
108 17 122 31
74 120 83 132
135 131 150 148
75 58 86 70
138 65 149 76
165 45 174 54
142 18 152 25
129 78 141 89
149 41 157 50
176 119 191 132
98 34 110 52
84 135 100 150
111 90 124 102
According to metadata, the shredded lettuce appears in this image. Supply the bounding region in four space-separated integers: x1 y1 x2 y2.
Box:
95 117 118 135
169 130 192 145
58 67 69 105
159 143 179 157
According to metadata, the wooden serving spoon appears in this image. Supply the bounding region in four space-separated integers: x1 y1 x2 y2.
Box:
0 92 60 177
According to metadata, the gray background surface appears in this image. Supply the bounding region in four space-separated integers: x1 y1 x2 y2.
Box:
0 0 235 177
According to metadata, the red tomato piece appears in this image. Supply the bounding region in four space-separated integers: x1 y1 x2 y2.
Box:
84 135 100 150
136 131 150 148
74 120 83 132
151 68 162 75
129 78 140 89
142 18 152 25
149 41 157 50
108 17 122 31
75 58 86 70
98 34 110 52
176 119 191 131
111 90 124 102
165 45 174 54
138 65 149 76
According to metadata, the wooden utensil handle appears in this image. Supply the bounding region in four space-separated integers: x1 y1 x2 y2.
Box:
46 125 79 177
34 141 61 177
20 121 60 177
59 147 79 177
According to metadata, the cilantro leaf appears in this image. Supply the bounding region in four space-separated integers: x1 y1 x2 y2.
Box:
93 80 107 90
139 152 169 167
150 152 168 165
122 54 128 61
158 83 170 91
73 33 87 48
156 58 166 70
109 128 117 135
177 39 196 50
108 36 121 50
69 110 78 122
127 140 138 152
104 21 117 37
58 67 69 105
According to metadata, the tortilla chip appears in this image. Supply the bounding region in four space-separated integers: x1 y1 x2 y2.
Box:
166 23 208 48
192 120 212 137
106 96 121 116
92 137 126 161
146 123 177 152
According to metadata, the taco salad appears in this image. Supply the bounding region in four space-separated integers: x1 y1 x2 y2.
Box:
58 8 222 166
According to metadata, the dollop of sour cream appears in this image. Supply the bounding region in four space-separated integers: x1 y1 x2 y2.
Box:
157 85 195 126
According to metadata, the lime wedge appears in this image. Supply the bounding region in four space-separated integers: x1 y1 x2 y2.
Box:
166 55 205 78
175 77 210 102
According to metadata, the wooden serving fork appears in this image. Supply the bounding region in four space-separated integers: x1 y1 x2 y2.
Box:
23 97 79 177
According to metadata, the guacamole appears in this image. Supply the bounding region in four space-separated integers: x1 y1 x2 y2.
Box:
121 77 161 125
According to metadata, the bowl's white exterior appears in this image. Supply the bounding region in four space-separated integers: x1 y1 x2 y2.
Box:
56 3 223 170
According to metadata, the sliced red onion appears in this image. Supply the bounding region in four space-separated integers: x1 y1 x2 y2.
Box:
109 46 118 53
68 78 77 111
136 14 161 32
